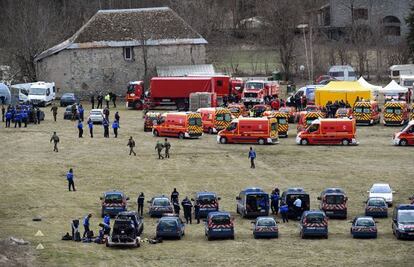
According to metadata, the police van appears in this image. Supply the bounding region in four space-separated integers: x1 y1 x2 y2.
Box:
392 204 414 239
236 187 269 218
281 188 310 219
194 192 220 218
205 211 234 241
299 210 329 239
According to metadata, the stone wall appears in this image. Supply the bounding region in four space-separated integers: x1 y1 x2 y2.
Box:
35 44 206 96
330 0 412 35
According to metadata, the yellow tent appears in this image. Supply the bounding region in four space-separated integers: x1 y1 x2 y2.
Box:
315 81 372 107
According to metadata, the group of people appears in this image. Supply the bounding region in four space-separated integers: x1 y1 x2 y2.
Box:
323 100 352 118
155 139 171 159
2 104 43 128
77 109 120 139
91 92 117 109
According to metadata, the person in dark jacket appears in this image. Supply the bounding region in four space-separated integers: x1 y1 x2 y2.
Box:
270 190 279 215
97 94 103 109
78 105 84 121
77 120 83 138
66 168 76 191
127 136 136 156
90 94 95 109
248 147 256 169
114 111 120 124
36 108 42 124
83 214 92 238
173 200 180 215
103 107 110 120
137 192 145 216
50 132 60 152
87 118 93 138
280 202 288 223
181 197 193 224
1 105 5 122
14 111 22 128
112 120 119 138
5 110 12 127
111 93 117 108
171 188 179 203
103 118 109 138
21 109 28 127
164 138 171 158
194 201 200 224
50 104 58 122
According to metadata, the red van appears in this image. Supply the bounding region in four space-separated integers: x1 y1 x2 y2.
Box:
197 107 232 134
296 118 358 145
152 112 203 139
393 120 414 146
217 117 279 145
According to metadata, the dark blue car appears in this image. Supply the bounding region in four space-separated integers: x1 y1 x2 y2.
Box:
194 192 220 218
392 204 414 240
350 216 377 238
252 216 278 239
299 210 328 239
100 191 129 217
365 197 388 218
205 212 234 241
236 187 269 218
156 214 185 240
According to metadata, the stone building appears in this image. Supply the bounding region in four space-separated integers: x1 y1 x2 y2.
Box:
317 0 413 40
34 7 207 94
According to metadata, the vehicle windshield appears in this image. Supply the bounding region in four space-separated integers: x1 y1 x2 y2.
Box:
356 219 375 227
329 71 344 78
154 199 170 206
398 210 414 224
216 113 232 122
127 85 135 93
188 117 202 126
227 122 237 131
257 218 276 226
271 122 278 131
306 118 317 125
337 109 347 115
325 195 345 204
104 194 123 203
403 80 414 87
277 118 287 124
198 195 216 205
244 92 258 98
91 110 102 115
371 186 391 193
159 220 177 229
354 107 371 113
62 94 74 99
305 214 325 223
368 199 386 207
229 107 240 113
211 215 231 225
385 107 402 114
30 88 46 95
245 82 264 90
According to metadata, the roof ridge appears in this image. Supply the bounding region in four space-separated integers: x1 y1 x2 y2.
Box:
97 7 170 13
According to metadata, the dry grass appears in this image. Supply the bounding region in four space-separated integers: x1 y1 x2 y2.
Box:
0 102 413 267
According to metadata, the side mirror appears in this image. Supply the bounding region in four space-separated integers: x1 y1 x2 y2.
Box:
317 197 321 200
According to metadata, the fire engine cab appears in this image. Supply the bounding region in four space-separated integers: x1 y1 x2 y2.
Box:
125 81 144 109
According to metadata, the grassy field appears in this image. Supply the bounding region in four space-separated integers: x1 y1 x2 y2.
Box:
0 102 413 267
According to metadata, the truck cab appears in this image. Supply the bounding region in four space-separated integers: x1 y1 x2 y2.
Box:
197 107 232 134
236 187 269 218
194 192 220 218
383 101 409 126
392 204 414 239
353 101 380 125
152 112 203 139
281 188 310 219
228 103 247 118
318 188 348 219
393 120 414 146
242 80 279 107
205 211 234 240
125 81 144 109
299 210 329 239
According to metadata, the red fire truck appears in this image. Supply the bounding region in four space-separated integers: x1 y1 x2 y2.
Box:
230 78 244 101
148 76 230 110
125 81 145 109
242 80 280 108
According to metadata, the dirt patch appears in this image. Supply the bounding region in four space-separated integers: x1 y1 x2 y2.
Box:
0 238 34 267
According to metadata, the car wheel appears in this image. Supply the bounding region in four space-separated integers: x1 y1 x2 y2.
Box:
207 235 212 241
258 138 266 145
253 234 258 239
324 234 328 239
134 100 143 110
230 235 235 240
153 130 159 137
396 231 401 240
178 132 185 139
300 139 308 145
208 128 214 134
342 139 350 146
219 137 227 144
399 139 408 146
300 231 305 239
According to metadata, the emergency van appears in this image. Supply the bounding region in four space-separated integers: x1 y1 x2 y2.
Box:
228 103 247 118
296 118 358 146
281 188 310 219
318 188 348 219
393 120 414 146
297 111 325 132
392 204 414 239
263 111 289 137
299 210 329 239
353 101 381 125
143 112 161 132
383 101 409 126
236 187 269 218
197 107 232 134
411 104 414 121
205 212 235 240
152 112 203 139
217 117 278 145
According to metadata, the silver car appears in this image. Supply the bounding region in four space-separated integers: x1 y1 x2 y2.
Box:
88 109 104 124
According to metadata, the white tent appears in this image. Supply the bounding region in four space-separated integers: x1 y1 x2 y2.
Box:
380 80 408 94
358 77 382 91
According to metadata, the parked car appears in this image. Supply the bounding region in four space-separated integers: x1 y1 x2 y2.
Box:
193 192 220 218
252 216 278 239
205 211 234 241
148 196 174 217
368 183 394 207
88 109 104 124
60 93 78 107
100 191 129 217
299 210 328 239
365 197 388 218
350 216 378 238
63 104 79 120
106 218 140 248
392 204 414 239
116 211 144 236
156 214 185 240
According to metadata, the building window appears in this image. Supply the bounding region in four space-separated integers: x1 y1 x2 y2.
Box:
383 16 401 36
353 8 368 20
123 47 133 61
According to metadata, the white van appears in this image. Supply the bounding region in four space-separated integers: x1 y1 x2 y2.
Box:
328 65 357 81
390 64 414 81
27 82 56 106
399 75 414 91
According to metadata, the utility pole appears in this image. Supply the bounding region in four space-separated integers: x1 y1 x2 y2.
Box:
298 24 311 82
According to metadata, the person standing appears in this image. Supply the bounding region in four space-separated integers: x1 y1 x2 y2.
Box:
5 109 11 127
36 108 42 124
90 94 95 109
137 192 145 216
1 105 5 122
173 200 180 215
103 107 109 120
293 197 302 219
194 201 200 224
164 138 171 158
104 93 110 108
103 118 109 138
181 197 193 224
50 104 58 122
127 136 136 156
87 118 94 138
83 214 92 238
14 111 22 128
97 93 103 109
171 188 179 203
112 120 119 138
111 93 117 108
155 141 164 159
21 109 28 128
78 104 84 121
280 202 289 223
50 131 60 152
270 190 279 215
66 168 76 191
71 104 77 121
77 120 83 138
114 111 120 124
248 147 256 169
